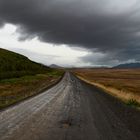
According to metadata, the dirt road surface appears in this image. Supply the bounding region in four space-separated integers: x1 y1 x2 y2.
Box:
0 72 140 140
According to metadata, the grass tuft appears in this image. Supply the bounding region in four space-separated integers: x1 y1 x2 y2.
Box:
126 99 140 107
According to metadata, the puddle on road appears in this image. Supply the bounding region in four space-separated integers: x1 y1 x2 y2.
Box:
59 118 83 128
59 119 73 128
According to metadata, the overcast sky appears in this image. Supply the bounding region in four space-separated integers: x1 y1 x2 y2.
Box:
0 0 140 67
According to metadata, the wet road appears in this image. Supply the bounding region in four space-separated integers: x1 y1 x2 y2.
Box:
0 72 140 140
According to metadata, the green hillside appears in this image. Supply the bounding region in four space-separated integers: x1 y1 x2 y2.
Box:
0 48 64 109
0 48 50 80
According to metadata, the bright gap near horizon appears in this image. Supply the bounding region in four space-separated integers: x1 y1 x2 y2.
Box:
0 24 92 67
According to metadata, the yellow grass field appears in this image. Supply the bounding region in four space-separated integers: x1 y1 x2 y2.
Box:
73 68 140 105
0 71 63 109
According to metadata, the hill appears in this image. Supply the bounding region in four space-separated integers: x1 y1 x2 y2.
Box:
113 63 140 69
0 48 50 80
50 64 62 68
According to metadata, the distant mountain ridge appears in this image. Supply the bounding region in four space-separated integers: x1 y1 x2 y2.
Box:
50 64 62 68
113 62 140 69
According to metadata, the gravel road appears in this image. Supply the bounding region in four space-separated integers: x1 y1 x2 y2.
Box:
0 72 140 140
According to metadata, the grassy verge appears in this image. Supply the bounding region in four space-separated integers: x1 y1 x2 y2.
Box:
126 99 140 108
0 70 64 110
73 68 140 108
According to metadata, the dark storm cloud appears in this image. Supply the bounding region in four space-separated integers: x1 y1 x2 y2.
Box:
81 46 140 66
0 0 140 65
